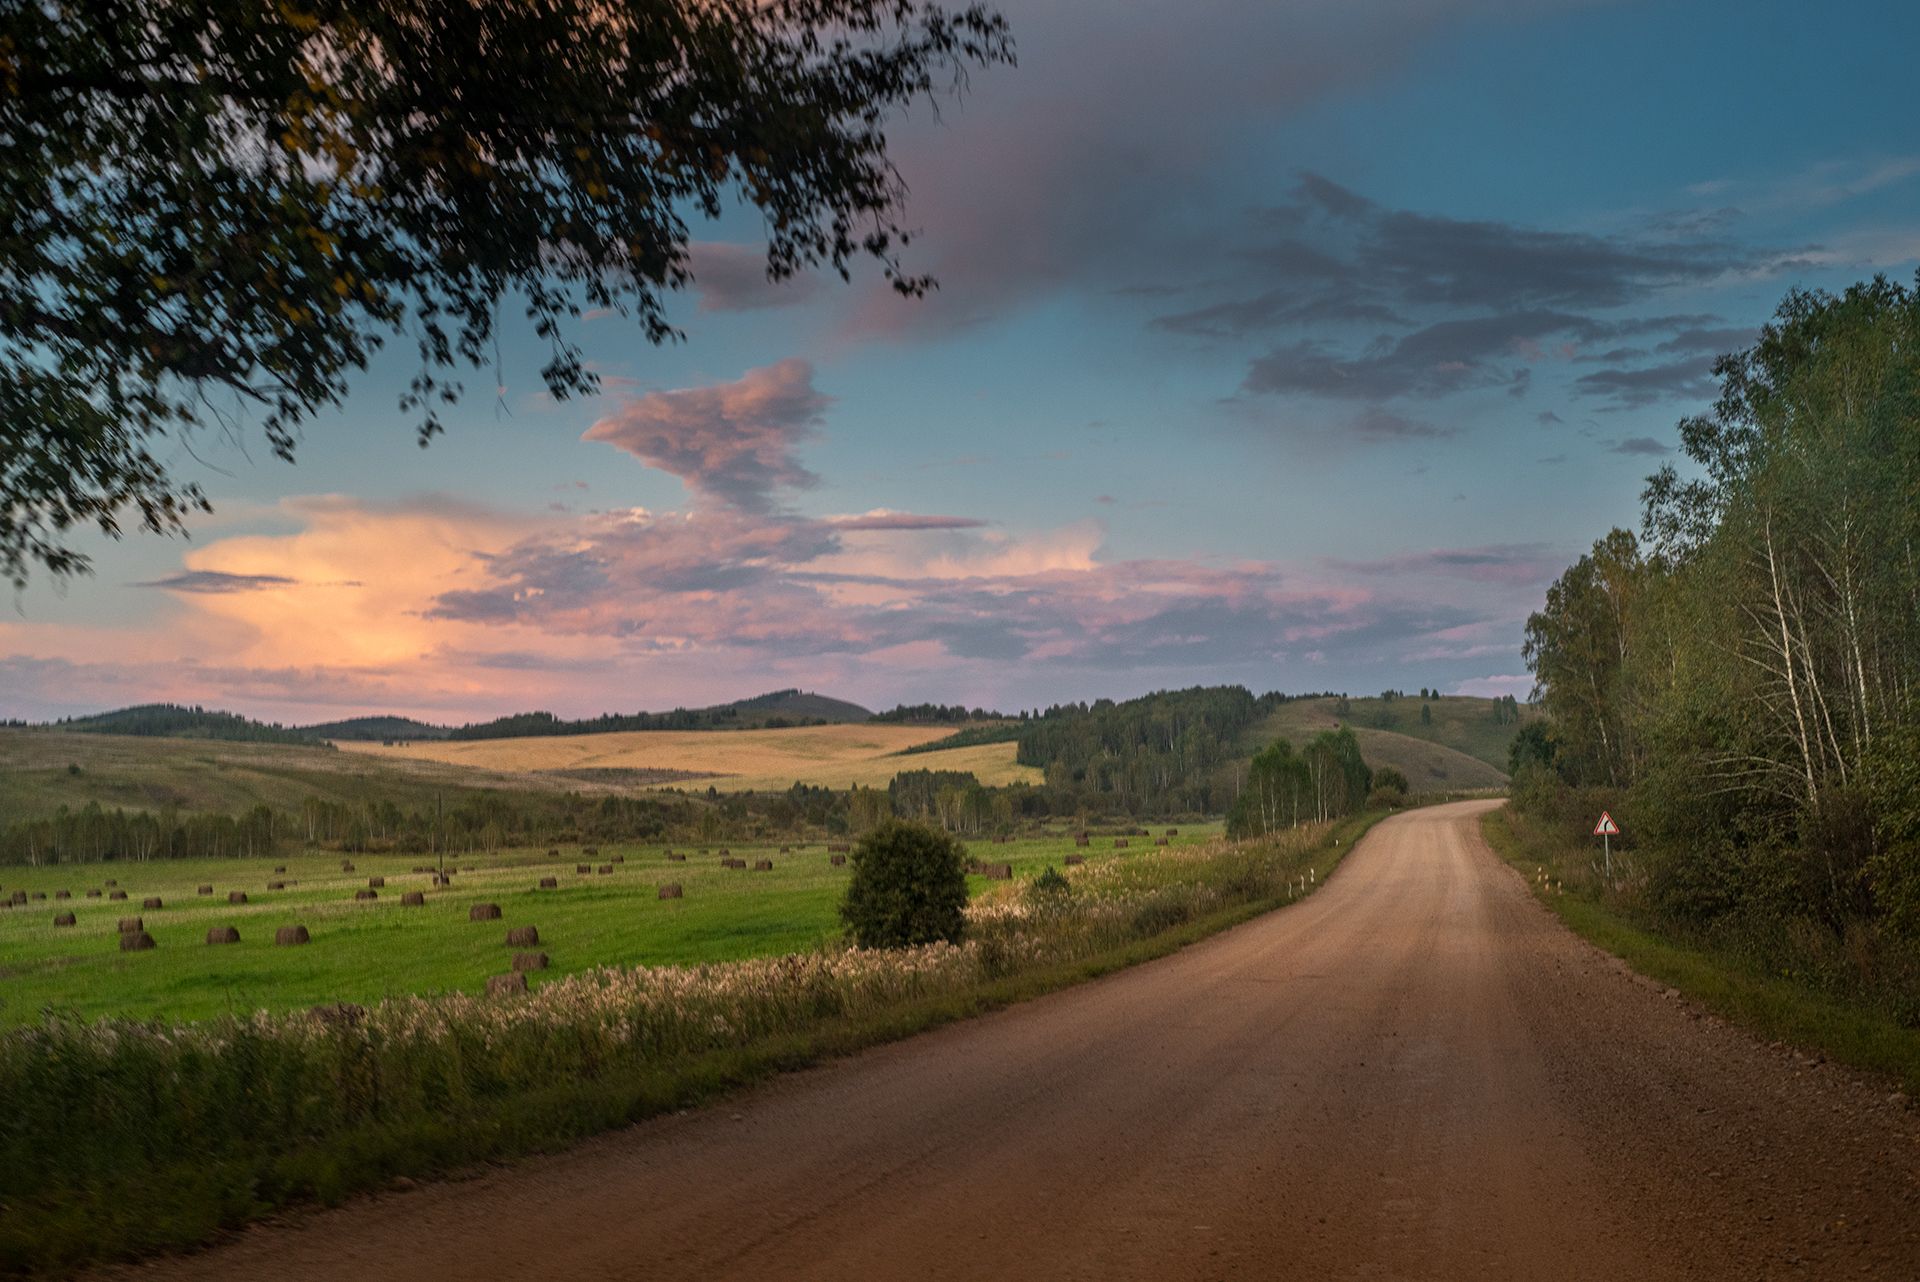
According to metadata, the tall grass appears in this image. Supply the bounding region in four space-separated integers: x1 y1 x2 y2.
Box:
0 818 1363 1275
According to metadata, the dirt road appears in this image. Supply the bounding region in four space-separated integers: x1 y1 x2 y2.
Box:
103 801 1920 1280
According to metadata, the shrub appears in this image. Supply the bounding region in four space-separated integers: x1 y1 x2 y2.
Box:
1372 766 1409 796
839 819 969 948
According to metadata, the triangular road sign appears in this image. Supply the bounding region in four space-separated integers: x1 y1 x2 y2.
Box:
1593 811 1620 837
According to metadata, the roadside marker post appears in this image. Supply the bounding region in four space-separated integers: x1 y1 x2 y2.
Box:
1593 811 1620 884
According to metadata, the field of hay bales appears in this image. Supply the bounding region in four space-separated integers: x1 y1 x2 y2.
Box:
336 722 1043 791
0 827 1211 1026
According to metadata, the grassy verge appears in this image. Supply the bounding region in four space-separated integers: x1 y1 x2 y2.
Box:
0 809 1390 1277
1481 806 1920 1094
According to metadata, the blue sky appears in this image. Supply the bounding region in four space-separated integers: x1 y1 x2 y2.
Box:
4 0 1916 723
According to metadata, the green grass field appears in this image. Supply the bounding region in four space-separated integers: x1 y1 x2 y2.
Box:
0 826 1217 1026
1245 694 1531 789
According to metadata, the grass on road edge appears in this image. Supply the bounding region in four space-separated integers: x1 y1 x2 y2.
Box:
9 808 1395 1278
1480 805 1920 1095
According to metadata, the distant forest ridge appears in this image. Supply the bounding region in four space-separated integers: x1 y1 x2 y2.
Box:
34 690 877 744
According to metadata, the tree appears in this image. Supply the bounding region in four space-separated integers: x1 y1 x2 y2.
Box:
0 0 1013 583
1420 702 1432 726
839 818 969 948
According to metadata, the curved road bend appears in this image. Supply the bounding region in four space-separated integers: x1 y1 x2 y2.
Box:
101 801 1920 1281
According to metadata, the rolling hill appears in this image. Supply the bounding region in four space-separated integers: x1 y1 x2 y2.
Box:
48 704 326 746
1243 694 1535 792
299 715 454 741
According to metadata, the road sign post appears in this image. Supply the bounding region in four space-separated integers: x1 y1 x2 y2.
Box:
1593 810 1620 884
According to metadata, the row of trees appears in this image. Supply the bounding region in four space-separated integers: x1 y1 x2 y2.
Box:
1521 276 1920 932
1225 729 1374 838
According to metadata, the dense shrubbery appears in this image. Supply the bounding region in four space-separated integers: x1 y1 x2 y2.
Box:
839 820 970 948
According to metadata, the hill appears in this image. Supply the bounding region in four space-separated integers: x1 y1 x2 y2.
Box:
49 704 326 746
301 715 454 741
1244 694 1534 792
447 689 872 739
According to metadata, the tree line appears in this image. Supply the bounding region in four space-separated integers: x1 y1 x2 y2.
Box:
1519 275 1920 936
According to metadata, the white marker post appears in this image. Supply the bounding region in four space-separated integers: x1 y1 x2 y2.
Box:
1593 810 1620 884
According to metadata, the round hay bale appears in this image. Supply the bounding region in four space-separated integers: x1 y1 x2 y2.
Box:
583 847 598 857
657 883 683 900
718 848 731 857
108 890 128 901
433 874 451 886
505 925 540 947
401 891 425 906
30 891 45 900
266 880 286 890
984 862 1012 880
1114 839 1130 849
576 863 591 874
104 878 117 887
1165 828 1178 836
86 889 102 898
469 903 502 921
115 916 143 933
611 854 624 863
511 951 549 972
354 889 378 901
1155 837 1169 846
7 890 24 904
273 865 287 873
1074 836 1090 847
119 930 156 952
54 889 70 900
830 854 846 866
1065 854 1085 866
486 971 528 998
752 859 773 871
340 861 355 872
537 876 558 889
205 925 240 945
597 864 613 875
275 924 311 946
197 884 213 895
228 891 249 904
546 848 560 859
53 912 76 926
368 876 385 888
667 853 686 863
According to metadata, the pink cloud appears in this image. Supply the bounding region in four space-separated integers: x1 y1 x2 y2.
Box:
581 359 829 511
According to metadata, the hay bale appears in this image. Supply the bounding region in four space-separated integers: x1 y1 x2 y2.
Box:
54 912 76 926
433 874 452 887
205 926 240 945
657 883 683 899
104 879 117 887
1114 839 1130 849
718 848 730 857
753 859 773 871
611 854 624 863
273 865 287 873
1073 836 1090 847
141 896 163 909
1155 837 1169 846
547 848 560 859
1064 854 1085 866
667 853 686 862
576 863 591 874
115 915 143 933
54 890 70 900
368 876 385 888
7 890 23 904
469 903 502 921
86 889 102 898
228 891 249 904
537 876 558 889
1165 828 1178 836
597 864 613 874
275 924 311 946
583 847 598 857
401 891 425 906
340 861 355 872
30 891 44 900
486 972 528 998
505 925 540 947
354 889 378 901
197 884 213 895
984 863 1012 880
511 951 549 972
830 854 846 866
120 930 156 952
267 880 286 890
109 890 128 900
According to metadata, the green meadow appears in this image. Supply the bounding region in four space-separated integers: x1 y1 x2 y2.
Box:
0 827 1217 1026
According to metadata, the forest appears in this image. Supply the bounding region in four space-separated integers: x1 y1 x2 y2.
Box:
1517 276 1920 957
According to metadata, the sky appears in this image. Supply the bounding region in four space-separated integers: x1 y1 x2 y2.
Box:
5 0 1918 725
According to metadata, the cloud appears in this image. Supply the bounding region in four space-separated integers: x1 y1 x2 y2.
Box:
1609 436 1673 456
581 360 829 511
133 570 301 594
1349 407 1456 442
827 510 990 531
1450 673 1535 699
1576 356 1719 408
1243 310 1602 400
1324 543 1562 588
686 242 827 312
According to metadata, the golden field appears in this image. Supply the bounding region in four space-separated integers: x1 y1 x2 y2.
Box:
335 723 1042 791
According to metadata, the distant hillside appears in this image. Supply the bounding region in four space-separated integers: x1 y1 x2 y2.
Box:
49 704 326 747
300 715 453 741
447 689 873 740
1244 694 1534 792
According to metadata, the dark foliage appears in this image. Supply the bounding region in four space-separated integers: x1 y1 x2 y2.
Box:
838 818 968 948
